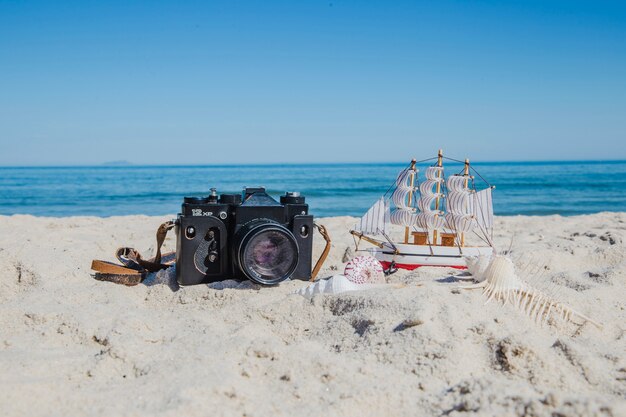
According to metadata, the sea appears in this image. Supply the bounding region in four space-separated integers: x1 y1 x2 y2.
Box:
1 160 625 218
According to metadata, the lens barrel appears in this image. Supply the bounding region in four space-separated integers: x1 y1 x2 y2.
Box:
233 219 299 285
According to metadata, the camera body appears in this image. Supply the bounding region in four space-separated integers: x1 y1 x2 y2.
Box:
175 187 314 286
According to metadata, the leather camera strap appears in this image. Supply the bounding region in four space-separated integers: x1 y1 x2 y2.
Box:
310 223 331 281
91 262 147 286
91 221 175 286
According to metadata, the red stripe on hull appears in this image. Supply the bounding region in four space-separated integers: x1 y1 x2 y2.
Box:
379 261 467 271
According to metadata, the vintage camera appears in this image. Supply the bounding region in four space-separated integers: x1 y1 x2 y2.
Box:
175 187 314 286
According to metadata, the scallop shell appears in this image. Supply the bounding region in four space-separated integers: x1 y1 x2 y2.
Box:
344 255 385 284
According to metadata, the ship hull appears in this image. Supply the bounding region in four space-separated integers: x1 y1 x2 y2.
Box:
359 243 493 270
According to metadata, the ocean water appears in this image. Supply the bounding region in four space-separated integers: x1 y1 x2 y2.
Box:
0 160 625 218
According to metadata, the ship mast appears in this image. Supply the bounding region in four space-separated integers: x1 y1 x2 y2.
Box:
404 159 417 244
433 149 443 244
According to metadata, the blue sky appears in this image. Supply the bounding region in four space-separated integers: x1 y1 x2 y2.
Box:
1 0 625 165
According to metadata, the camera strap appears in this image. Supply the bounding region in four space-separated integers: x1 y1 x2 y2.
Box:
90 221 176 286
310 223 332 281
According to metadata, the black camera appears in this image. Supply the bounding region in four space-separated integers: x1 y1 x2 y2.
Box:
175 187 314 286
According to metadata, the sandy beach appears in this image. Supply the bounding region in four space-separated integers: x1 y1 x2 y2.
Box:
0 213 625 417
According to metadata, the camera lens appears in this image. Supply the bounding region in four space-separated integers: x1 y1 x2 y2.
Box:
234 221 299 285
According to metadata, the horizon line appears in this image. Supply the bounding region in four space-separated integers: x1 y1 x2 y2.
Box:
1 157 626 169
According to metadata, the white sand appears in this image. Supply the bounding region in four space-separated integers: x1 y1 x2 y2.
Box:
0 213 625 416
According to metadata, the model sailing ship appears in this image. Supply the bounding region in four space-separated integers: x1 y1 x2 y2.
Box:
350 150 495 271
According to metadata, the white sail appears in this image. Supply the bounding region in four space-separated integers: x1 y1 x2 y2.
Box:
425 166 443 180
391 188 413 209
445 173 494 234
412 165 444 231
390 209 418 227
419 179 442 196
446 189 473 215
446 175 468 192
444 212 476 233
418 195 440 213
395 168 413 187
473 188 494 229
445 174 476 232
416 212 445 230
354 197 390 235
390 167 419 227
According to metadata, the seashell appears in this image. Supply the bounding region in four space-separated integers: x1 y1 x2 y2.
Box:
295 275 388 299
479 255 524 304
461 255 601 329
465 255 490 282
344 255 385 284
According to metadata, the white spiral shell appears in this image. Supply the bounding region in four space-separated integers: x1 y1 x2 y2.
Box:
294 275 389 298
